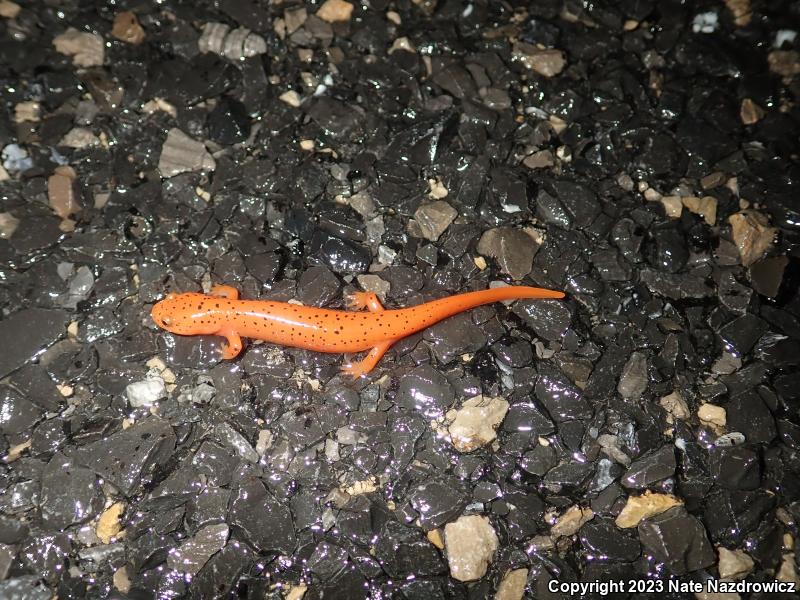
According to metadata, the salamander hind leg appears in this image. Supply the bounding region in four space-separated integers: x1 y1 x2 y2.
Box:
344 291 384 313
219 329 243 360
341 339 395 379
210 285 239 300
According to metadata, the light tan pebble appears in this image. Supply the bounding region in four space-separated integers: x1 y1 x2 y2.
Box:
448 396 509 453
141 98 177 117
551 506 594 538
285 584 308 600
768 50 800 78
660 390 690 422
777 553 800 585
494 568 528 600
682 195 717 225
427 178 448 199
96 502 125 543
112 11 145 44
48 166 79 219
729 210 776 267
4 439 31 462
14 101 40 123
740 98 765 125
60 127 100 148
316 0 354 23
283 7 307 34
660 195 683 218
444 515 498 582
717 547 755 581
279 90 302 107
724 0 752 26
389 36 415 54
53 28 105 67
0 212 20 239
426 529 445 549
615 491 682 528
698 403 727 428
113 566 131 593
513 43 566 77
643 187 661 201
0 0 20 18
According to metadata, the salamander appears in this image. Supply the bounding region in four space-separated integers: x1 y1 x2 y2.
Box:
151 284 566 378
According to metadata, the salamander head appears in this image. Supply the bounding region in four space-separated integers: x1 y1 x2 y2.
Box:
151 292 220 335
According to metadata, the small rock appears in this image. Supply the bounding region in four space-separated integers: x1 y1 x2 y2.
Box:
0 1 21 18
477 227 541 280
660 195 683 218
280 90 302 107
2 143 33 173
749 256 788 298
316 0 354 23
724 0 752 26
513 43 566 77
718 547 755 581
617 352 648 399
551 506 594 538
111 11 145 44
355 274 390 302
198 23 267 60
48 166 79 219
622 445 676 489
523 150 555 170
283 7 308 34
615 491 683 528
494 568 528 600
777 553 800 585
701 172 726 189
698 403 727 429
96 502 125 544
53 27 105 67
60 127 100 148
125 376 167 408
740 98 765 125
660 390 690 422
637 506 715 575
167 523 229 575
682 196 717 225
444 515 498 582
158 128 216 178
14 101 40 123
729 210 776 267
0 212 20 239
712 351 742 375
448 396 509 452
410 201 457 242
768 50 800 78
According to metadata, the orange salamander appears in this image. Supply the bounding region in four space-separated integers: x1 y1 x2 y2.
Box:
151 284 565 378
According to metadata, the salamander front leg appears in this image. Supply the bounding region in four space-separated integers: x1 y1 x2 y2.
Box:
219 328 243 360
210 285 239 300
341 339 395 379
344 291 384 313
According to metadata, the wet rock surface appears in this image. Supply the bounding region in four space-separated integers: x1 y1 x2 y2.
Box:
0 0 798 596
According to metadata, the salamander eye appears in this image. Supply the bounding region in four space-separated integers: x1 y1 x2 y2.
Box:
161 317 172 326
166 293 177 300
